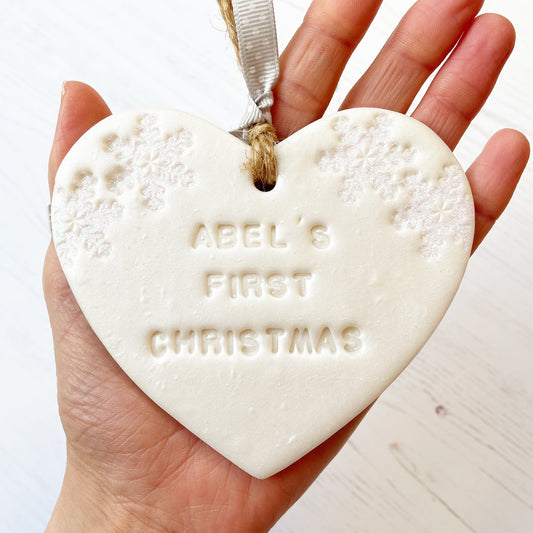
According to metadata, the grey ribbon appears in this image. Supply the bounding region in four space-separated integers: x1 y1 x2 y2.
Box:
230 0 280 141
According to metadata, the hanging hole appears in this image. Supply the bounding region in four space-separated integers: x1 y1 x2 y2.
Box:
254 179 276 192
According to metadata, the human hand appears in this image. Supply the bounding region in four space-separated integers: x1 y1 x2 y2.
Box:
45 1 529 531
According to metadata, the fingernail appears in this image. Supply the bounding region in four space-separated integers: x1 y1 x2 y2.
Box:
60 81 73 106
61 81 68 101
52 83 70 164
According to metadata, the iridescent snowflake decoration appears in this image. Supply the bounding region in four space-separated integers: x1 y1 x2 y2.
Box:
52 171 123 267
52 114 196 270
319 113 473 261
394 165 474 260
319 114 417 204
105 114 195 211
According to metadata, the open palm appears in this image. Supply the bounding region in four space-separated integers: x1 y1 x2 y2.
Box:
45 1 529 531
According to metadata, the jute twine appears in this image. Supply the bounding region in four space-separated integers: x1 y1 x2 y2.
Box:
217 0 278 191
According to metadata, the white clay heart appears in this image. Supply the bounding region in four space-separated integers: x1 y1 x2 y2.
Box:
51 108 474 478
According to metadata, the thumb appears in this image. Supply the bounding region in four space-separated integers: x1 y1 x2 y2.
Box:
44 81 112 353
48 81 111 196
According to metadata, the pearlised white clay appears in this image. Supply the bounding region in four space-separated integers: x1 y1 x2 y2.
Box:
51 108 474 478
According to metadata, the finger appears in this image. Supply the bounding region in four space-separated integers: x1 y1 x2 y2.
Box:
48 81 111 195
45 81 111 344
412 14 515 150
272 0 383 139
340 0 484 112
467 129 530 252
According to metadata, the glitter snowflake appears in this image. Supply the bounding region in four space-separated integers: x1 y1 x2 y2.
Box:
394 165 473 260
105 114 195 210
52 171 123 267
319 114 417 204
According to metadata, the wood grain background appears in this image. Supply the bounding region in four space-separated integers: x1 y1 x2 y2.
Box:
0 1 531 531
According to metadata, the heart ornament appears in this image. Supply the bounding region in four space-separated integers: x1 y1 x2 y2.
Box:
51 107 474 478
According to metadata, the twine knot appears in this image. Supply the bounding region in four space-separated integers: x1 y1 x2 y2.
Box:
217 0 279 189
244 122 278 191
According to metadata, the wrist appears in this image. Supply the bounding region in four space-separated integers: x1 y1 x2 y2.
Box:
46 455 166 533
46 458 116 532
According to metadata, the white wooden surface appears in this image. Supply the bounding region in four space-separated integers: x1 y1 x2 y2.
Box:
0 1 531 531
